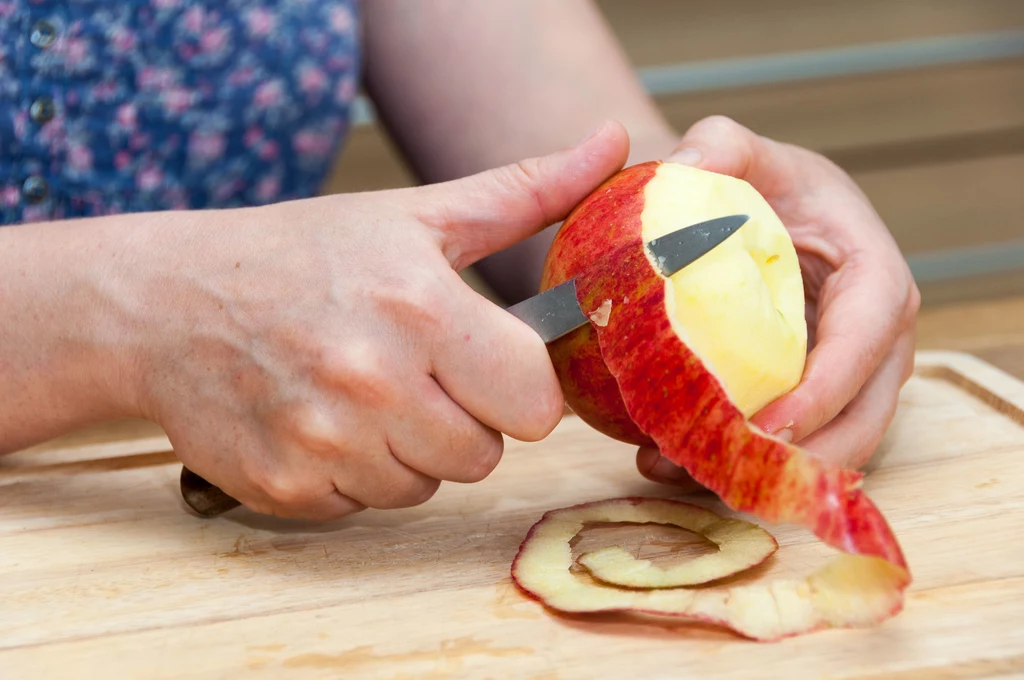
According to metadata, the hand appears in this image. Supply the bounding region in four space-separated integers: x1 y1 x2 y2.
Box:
638 116 920 489
132 121 630 520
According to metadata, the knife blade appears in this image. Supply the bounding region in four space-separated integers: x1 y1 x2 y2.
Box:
506 214 748 343
179 213 748 518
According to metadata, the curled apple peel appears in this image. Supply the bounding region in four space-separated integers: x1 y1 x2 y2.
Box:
571 498 777 588
512 498 907 641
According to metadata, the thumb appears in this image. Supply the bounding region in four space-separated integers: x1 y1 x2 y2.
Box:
667 115 788 195
418 120 629 270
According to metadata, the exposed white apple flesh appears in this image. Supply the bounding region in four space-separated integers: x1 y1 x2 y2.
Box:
640 163 807 418
573 498 777 588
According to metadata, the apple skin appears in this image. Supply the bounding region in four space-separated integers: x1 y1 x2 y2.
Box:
511 498 908 641
541 162 658 446
540 161 909 574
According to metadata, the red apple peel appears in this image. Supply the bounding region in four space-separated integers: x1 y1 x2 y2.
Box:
512 498 907 641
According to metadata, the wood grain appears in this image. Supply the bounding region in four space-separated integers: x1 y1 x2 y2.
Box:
1 351 1022 678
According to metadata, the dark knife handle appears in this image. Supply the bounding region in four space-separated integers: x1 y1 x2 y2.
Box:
180 466 241 517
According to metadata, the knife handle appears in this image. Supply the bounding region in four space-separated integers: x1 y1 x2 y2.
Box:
179 466 241 517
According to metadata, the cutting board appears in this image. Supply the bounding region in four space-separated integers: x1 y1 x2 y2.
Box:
2 351 1023 679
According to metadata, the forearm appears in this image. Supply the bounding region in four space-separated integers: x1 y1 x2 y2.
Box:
363 0 678 302
0 214 171 453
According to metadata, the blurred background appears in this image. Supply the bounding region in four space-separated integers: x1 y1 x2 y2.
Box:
324 0 1024 311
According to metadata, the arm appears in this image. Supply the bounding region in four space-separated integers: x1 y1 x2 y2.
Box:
362 0 677 302
0 215 160 453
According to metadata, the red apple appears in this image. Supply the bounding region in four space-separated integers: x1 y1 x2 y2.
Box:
526 161 910 637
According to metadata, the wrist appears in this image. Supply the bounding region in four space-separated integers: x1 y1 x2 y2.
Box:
0 211 198 451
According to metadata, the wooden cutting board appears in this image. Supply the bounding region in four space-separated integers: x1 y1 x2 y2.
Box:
1 351 1023 679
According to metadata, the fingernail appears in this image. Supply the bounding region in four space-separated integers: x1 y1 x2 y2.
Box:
774 428 794 443
649 455 689 481
573 121 609 147
669 147 703 166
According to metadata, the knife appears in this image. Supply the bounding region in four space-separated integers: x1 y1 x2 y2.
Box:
506 213 749 343
179 214 749 517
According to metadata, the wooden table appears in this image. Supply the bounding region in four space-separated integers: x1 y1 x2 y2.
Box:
917 294 1024 380
2 296 1024 679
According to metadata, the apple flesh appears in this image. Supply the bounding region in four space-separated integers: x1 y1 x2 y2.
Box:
571 498 778 588
530 161 910 636
512 498 907 642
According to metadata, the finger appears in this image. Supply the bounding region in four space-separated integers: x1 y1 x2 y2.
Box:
635 446 706 493
328 438 443 511
797 331 915 469
749 259 911 442
666 115 792 194
187 447 366 522
388 373 505 483
244 488 366 523
416 119 630 270
431 281 563 442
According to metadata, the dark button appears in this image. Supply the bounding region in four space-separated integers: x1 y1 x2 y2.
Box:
29 97 55 124
30 21 58 49
22 176 49 204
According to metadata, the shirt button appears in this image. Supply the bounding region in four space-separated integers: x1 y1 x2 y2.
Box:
29 97 56 124
30 21 58 49
22 176 49 204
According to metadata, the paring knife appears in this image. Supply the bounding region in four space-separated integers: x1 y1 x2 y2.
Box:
179 214 750 517
506 214 749 343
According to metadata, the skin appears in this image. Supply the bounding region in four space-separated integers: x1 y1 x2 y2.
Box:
0 0 918 519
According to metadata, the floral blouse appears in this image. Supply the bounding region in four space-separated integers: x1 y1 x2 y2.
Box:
0 0 360 225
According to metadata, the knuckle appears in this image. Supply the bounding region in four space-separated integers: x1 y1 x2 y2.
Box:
253 470 312 508
369 270 448 335
318 341 400 409
284 401 345 456
294 498 363 523
373 476 441 510
519 377 565 442
904 280 922 320
846 442 878 471
696 114 743 137
456 429 504 483
903 355 916 383
502 329 565 442
493 162 547 223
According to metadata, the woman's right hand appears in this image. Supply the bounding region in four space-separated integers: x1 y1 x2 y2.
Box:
129 121 629 520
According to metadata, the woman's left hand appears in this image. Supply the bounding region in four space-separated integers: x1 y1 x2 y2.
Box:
637 116 920 489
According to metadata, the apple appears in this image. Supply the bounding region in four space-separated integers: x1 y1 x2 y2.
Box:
522 161 909 637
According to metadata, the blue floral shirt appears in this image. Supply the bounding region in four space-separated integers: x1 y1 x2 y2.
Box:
0 0 360 225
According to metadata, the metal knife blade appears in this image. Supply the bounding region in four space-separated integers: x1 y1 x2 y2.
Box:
506 213 748 343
